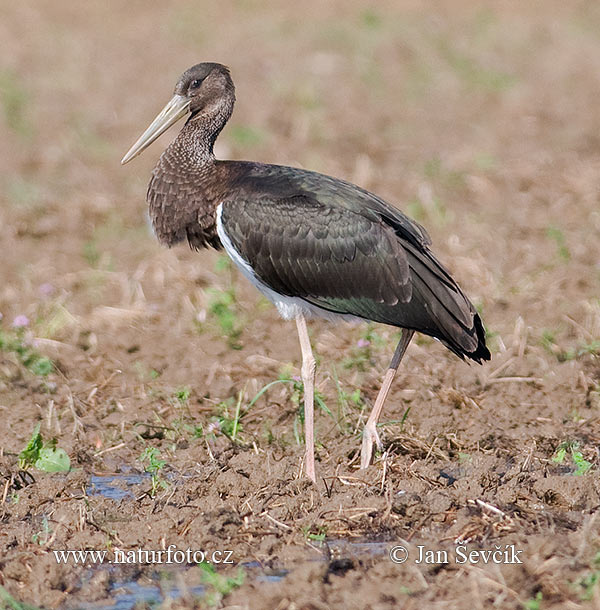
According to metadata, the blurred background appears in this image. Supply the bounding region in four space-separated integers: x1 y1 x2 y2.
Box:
2 0 599 326
1 0 600 432
2 2 600 607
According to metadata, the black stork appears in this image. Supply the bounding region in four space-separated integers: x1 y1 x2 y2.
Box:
122 63 490 483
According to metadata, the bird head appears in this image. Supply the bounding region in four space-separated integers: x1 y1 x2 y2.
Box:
121 62 235 164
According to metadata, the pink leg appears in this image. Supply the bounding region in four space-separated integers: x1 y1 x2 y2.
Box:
296 313 316 482
360 329 414 469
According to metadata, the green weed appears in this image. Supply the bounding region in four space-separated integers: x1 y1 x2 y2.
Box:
541 329 559 356
523 591 542 610
474 153 496 171
572 552 600 601
18 424 70 473
406 198 426 222
0 324 54 377
561 340 600 362
214 392 245 441
173 386 191 404
541 329 600 362
133 361 161 382
376 406 412 434
552 441 592 475
205 255 242 348
302 524 327 542
206 287 243 349
199 562 245 606
214 254 233 273
331 367 365 433
139 447 168 497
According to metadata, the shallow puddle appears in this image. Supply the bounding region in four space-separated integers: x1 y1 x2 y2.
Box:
67 541 388 609
87 471 148 501
79 579 206 610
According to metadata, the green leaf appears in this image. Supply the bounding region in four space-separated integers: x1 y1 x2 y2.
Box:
35 447 70 472
18 424 43 468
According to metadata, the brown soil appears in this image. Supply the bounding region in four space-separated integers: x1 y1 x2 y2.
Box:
1 1 600 609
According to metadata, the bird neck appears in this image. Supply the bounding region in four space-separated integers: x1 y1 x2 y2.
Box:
149 100 235 250
171 98 234 167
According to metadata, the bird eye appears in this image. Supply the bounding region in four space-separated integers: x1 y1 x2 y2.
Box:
190 79 203 89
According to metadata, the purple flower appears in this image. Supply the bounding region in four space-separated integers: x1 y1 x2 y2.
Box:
206 421 222 435
357 338 371 348
292 375 302 383
12 315 30 328
39 283 54 297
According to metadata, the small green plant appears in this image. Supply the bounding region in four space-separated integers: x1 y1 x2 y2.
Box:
0 322 54 377
173 386 191 404
561 340 600 362
133 361 161 382
199 562 245 606
18 424 70 473
202 256 244 348
213 392 245 441
375 406 412 441
207 287 243 349
572 552 600 601
552 441 592 475
523 591 542 610
575 570 599 601
541 329 600 362
541 329 559 356
331 367 365 434
302 524 327 542
139 447 168 497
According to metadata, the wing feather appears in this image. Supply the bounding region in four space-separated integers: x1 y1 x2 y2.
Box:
218 161 489 362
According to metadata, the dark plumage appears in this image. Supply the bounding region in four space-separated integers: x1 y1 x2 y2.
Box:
122 62 490 482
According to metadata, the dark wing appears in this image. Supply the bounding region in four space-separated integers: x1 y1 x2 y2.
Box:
223 193 412 305
221 162 490 363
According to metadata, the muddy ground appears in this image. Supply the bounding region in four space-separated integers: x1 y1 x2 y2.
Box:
1 1 600 609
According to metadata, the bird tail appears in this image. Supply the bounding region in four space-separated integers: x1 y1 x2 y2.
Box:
405 243 491 364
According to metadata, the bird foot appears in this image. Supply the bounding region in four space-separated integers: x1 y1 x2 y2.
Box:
360 422 383 469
